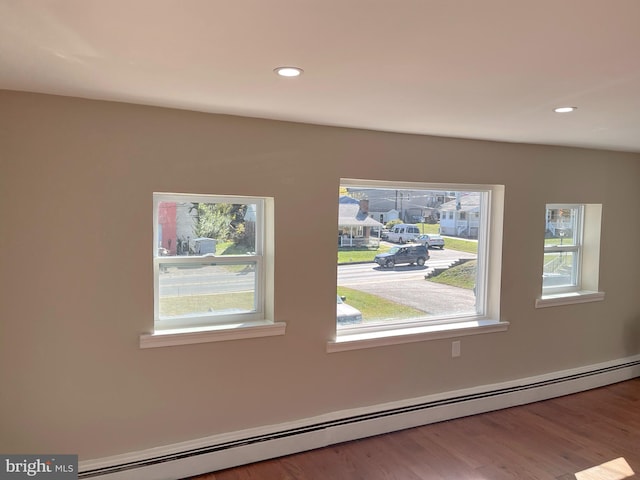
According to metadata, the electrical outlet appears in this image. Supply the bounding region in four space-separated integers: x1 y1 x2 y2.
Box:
452 340 461 358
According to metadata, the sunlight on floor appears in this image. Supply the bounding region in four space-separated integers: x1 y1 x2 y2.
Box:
575 457 634 480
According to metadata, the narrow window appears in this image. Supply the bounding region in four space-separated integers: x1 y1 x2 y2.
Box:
542 204 584 293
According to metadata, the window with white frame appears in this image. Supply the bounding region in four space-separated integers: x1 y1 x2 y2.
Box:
333 180 505 349
542 204 584 294
153 193 268 331
537 203 605 307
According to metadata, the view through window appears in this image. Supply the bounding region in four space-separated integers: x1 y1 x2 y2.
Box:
542 204 584 292
337 183 491 330
154 194 264 330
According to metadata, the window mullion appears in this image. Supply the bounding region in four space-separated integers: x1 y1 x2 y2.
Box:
156 255 259 265
544 245 579 254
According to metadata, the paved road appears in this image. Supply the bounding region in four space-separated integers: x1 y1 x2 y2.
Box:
159 264 255 296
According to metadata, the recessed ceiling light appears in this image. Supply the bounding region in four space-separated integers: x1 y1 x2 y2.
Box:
554 106 577 113
274 66 303 77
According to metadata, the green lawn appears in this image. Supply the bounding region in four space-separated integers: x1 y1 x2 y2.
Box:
415 223 440 234
337 245 390 264
428 260 477 290
160 291 254 317
164 287 425 322
441 237 478 254
337 286 425 321
216 241 252 255
415 223 478 253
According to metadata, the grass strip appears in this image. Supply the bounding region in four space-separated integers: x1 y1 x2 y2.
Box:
337 286 425 322
428 260 477 289
160 292 254 317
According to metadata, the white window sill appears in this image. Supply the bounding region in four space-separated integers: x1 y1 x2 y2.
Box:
327 319 509 353
535 290 605 309
140 321 286 348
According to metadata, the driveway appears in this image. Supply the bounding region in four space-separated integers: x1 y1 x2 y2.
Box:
337 247 477 316
351 275 476 316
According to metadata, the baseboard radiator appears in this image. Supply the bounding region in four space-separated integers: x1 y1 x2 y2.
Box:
79 355 640 480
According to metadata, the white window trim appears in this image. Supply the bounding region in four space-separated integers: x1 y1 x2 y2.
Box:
328 318 509 353
142 193 281 348
330 180 506 352
140 321 286 348
537 203 604 308
535 290 605 309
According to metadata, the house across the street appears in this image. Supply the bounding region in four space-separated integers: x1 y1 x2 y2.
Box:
338 197 384 247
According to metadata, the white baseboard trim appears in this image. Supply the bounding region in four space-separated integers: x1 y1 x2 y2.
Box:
79 354 640 480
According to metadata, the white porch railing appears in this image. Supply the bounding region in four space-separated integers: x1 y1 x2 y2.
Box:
339 235 380 248
546 221 573 236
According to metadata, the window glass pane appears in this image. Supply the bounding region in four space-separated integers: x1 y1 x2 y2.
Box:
157 201 257 257
337 186 483 327
158 262 256 319
542 251 577 288
544 207 579 246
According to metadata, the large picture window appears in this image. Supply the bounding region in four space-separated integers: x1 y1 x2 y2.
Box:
335 180 504 344
153 193 266 331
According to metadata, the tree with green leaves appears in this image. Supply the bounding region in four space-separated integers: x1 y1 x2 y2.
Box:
190 203 251 247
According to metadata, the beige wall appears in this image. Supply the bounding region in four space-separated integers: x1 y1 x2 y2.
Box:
1 90 639 459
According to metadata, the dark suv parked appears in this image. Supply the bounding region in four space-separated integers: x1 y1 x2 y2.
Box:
374 245 429 268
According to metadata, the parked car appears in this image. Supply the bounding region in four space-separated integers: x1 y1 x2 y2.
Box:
385 223 421 243
415 233 445 249
374 244 429 268
337 295 363 325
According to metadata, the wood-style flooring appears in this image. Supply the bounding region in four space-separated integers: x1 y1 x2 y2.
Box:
188 378 640 479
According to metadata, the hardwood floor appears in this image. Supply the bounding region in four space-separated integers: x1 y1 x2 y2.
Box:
187 379 640 479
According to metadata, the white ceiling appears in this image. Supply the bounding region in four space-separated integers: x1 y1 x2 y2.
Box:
2 0 640 152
